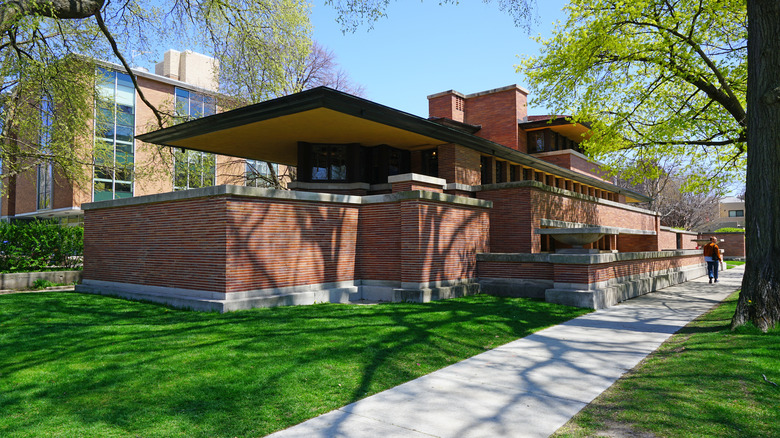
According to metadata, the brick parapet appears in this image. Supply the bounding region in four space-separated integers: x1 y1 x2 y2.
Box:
477 181 659 253
706 232 746 258
477 251 703 288
83 185 492 297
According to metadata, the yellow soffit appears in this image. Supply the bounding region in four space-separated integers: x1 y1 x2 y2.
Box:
154 107 444 165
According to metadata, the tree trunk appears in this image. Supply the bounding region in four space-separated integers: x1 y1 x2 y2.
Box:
732 0 780 331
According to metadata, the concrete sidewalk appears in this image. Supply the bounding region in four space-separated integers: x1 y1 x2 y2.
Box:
268 266 745 438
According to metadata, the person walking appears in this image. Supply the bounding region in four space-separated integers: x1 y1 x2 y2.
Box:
703 237 722 283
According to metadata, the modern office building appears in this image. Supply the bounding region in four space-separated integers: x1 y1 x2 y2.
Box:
1 49 285 224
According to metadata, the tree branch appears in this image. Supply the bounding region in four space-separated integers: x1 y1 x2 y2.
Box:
93 10 164 128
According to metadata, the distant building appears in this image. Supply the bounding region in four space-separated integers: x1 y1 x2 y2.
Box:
1 49 287 225
700 196 745 232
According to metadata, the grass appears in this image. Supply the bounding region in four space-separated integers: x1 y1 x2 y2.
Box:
727 260 746 269
0 292 590 437
553 291 780 438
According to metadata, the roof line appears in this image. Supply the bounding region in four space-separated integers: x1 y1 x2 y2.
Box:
137 86 650 203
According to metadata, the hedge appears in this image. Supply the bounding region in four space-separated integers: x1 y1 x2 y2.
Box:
0 220 83 272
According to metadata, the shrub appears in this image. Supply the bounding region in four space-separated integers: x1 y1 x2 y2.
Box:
0 220 83 272
32 278 57 289
714 227 746 233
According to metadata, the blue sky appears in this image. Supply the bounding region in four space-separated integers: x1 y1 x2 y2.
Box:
310 0 569 118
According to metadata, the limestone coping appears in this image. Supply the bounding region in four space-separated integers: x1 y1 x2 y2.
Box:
478 180 660 216
445 183 479 192
660 226 698 235
387 173 447 187
477 249 703 265
81 184 493 211
539 219 656 236
536 227 620 236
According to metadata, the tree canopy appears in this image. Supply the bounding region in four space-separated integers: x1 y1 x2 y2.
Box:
1 0 312 185
521 0 747 192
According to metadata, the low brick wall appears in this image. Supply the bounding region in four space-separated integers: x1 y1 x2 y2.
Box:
478 250 705 309
77 185 491 311
477 181 661 254
711 232 746 259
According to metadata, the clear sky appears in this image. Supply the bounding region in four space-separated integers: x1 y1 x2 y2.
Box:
310 0 569 118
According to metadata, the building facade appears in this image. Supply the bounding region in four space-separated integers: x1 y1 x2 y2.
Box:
1 49 285 224
77 85 706 311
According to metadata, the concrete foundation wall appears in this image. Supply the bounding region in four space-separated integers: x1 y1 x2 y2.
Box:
0 270 82 290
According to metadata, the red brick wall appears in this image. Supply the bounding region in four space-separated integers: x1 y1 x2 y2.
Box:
357 202 402 281
428 92 465 122
712 232 746 258
476 186 535 253
84 191 491 294
477 261 554 280
225 197 359 292
477 184 659 253
400 200 490 284
478 253 702 286
438 143 481 186
465 88 526 151
617 234 660 253
553 254 702 285
83 197 229 292
658 230 678 250
534 152 609 181
391 181 443 193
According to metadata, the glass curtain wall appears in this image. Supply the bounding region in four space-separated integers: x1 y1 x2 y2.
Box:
94 68 135 202
173 88 217 191
37 95 53 209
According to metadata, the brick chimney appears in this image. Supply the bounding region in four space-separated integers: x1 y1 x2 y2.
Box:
428 85 529 151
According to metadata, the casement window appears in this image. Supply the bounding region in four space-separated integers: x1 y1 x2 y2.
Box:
311 144 347 181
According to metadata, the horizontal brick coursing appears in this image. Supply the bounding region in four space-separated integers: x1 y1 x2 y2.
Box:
391 182 443 193
83 198 229 292
225 197 359 291
478 254 702 286
357 203 401 281
438 143 481 186
552 254 702 284
476 261 554 281
400 200 489 284
83 191 490 295
658 230 679 250
478 185 660 253
710 232 746 257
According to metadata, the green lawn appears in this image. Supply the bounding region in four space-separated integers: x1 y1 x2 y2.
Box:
553 291 780 438
0 292 590 437
727 260 746 269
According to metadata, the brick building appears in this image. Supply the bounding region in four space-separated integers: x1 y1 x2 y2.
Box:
1 49 286 224
76 85 705 311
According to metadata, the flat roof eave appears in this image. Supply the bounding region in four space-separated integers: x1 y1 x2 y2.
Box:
137 86 651 203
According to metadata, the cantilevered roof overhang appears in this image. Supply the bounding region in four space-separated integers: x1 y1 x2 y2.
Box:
519 116 592 142
137 87 650 203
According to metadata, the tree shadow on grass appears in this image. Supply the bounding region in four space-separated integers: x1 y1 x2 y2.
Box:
0 290 587 437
